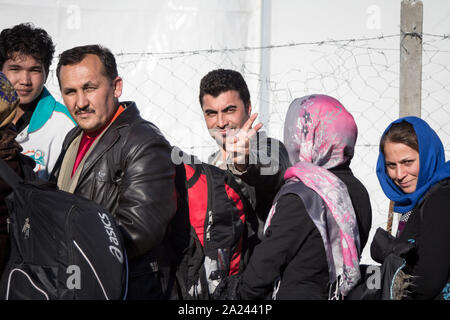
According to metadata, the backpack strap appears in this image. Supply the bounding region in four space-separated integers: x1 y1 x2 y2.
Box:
186 163 202 189
0 158 23 190
387 200 395 235
17 154 38 182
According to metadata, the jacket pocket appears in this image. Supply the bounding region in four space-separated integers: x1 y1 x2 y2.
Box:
93 167 120 212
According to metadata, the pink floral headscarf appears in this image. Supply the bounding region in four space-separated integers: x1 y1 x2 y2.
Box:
281 94 360 297
284 94 357 168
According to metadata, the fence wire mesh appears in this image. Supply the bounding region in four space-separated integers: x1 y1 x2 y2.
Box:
46 33 450 263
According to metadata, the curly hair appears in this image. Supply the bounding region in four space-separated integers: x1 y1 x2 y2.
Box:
199 69 250 111
0 23 55 79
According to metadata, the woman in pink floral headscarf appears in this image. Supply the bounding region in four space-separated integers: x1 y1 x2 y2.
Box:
237 94 372 300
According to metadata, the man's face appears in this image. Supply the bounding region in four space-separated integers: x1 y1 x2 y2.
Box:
1 54 46 106
59 54 122 134
201 90 251 148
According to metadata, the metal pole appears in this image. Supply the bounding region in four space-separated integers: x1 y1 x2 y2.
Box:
399 0 423 118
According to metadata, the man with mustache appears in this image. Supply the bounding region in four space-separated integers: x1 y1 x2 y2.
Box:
0 23 76 179
199 69 290 243
51 44 177 299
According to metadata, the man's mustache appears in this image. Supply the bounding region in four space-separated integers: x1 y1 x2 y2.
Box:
208 127 239 137
75 106 95 115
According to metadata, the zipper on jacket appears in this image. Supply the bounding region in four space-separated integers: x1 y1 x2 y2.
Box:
22 217 30 239
203 165 215 244
206 210 213 242
20 214 32 261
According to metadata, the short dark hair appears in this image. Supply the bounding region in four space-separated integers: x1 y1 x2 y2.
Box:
380 120 419 155
56 44 118 87
0 23 55 79
199 69 250 111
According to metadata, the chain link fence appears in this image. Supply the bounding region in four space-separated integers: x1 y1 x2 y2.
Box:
45 33 450 263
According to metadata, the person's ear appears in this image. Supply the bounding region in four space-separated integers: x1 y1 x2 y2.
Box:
112 76 123 99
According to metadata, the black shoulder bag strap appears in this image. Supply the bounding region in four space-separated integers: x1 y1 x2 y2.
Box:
0 158 23 191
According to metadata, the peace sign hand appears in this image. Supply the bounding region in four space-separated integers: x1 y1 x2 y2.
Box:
225 113 263 172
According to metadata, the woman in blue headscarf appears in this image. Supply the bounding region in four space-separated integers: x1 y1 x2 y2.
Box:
377 116 450 300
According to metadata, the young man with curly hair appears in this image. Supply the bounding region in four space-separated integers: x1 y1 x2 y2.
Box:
0 23 75 179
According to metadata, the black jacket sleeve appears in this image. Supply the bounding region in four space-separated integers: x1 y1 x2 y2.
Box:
228 134 291 230
229 134 290 193
239 193 328 300
117 131 177 259
407 188 450 299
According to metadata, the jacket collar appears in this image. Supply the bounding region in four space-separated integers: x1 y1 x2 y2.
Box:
109 101 140 129
64 101 140 183
28 87 55 133
65 101 139 143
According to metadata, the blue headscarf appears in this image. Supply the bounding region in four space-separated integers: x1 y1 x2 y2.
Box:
376 116 450 214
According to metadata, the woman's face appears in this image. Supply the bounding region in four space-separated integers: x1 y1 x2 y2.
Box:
383 141 420 193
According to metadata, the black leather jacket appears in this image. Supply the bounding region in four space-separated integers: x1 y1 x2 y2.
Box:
51 101 177 260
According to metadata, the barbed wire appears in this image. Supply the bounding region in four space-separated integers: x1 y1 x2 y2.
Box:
113 33 450 58
46 32 450 264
